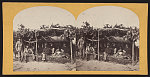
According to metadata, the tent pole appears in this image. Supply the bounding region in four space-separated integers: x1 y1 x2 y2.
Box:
98 29 100 61
132 41 135 66
35 31 38 61
70 39 73 63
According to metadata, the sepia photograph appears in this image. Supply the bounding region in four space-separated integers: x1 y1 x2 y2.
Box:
13 6 139 71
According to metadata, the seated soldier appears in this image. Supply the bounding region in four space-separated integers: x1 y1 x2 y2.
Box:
115 47 125 58
28 47 35 61
52 47 67 58
122 50 130 59
52 47 69 58
85 44 96 60
23 45 29 63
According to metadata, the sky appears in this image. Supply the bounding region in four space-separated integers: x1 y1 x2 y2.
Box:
13 6 76 31
13 6 139 31
76 6 139 28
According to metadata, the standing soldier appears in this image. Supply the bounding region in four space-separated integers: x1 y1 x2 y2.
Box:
103 45 111 61
42 43 50 62
77 37 85 59
15 38 23 61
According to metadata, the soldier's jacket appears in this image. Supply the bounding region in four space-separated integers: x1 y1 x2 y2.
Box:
77 38 84 49
15 41 23 52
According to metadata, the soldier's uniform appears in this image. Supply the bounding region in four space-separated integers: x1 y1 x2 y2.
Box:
77 37 85 58
85 45 96 60
15 40 23 61
103 46 111 61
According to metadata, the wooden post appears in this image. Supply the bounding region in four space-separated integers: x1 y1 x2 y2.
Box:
132 42 135 65
70 39 73 63
35 31 38 61
98 29 100 61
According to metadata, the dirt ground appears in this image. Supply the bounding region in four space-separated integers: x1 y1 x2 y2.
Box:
13 52 139 71
76 59 139 71
13 53 76 71
13 61 76 71
13 60 139 71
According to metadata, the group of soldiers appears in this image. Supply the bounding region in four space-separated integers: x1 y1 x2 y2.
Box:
41 43 70 62
15 38 71 62
15 35 130 63
77 37 96 60
77 36 131 61
15 38 35 62
14 36 97 62
103 45 130 61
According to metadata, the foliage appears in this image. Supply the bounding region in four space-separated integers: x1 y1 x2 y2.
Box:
125 27 139 42
14 22 139 44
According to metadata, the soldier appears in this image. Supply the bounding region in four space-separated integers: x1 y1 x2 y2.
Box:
103 45 111 61
85 43 96 60
77 37 85 59
50 43 55 54
15 38 23 61
23 45 29 63
28 46 35 61
53 47 65 57
42 43 50 62
22 45 35 63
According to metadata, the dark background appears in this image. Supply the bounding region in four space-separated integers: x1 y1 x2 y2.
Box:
0 0 149 77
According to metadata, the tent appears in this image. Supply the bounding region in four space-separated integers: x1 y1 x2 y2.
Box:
107 36 130 43
39 36 69 42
